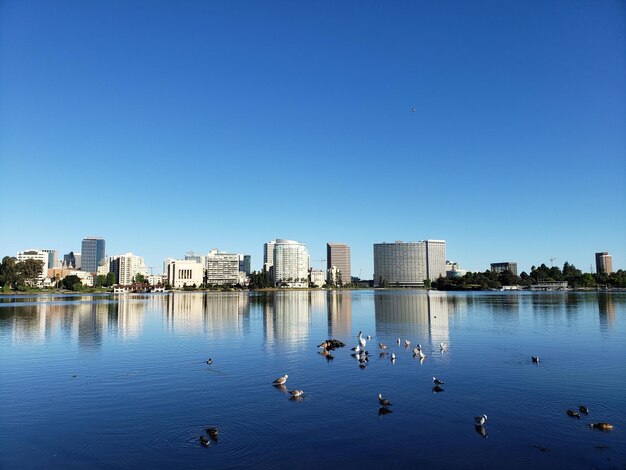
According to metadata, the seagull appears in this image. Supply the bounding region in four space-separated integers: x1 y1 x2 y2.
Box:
405 339 411 347
433 377 444 385
531 356 540 363
579 405 589 415
318 341 329 349
378 393 392 406
475 414 488 426
206 428 219 441
273 374 288 385
391 353 396 363
440 342 447 351
366 335 372 340
357 331 366 348
418 350 426 359
351 345 362 353
289 390 304 398
412 347 420 356
566 409 581 419
397 338 401 345
379 342 388 350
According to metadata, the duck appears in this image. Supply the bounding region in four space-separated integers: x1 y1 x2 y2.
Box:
206 358 213 365
378 393 392 406
433 377 444 385
200 435 210 447
579 405 589 415
589 423 613 430
273 374 288 385
379 342 388 350
566 409 581 419
474 414 488 426
288 389 304 398
531 356 540 363
206 427 219 441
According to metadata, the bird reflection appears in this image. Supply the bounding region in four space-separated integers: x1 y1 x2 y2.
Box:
379 352 388 359
474 425 488 438
274 384 287 393
378 407 393 417
432 385 444 393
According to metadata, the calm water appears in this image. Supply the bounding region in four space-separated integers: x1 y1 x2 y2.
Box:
1 291 625 469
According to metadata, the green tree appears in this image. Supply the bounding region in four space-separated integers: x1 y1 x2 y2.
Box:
134 273 147 284
17 259 45 286
106 272 116 287
95 274 107 287
61 275 82 290
0 256 22 289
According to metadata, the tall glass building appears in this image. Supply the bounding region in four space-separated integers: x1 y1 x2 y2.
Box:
81 237 106 273
373 240 446 287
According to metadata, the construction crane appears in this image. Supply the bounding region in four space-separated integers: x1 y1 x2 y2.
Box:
549 257 557 267
313 259 326 271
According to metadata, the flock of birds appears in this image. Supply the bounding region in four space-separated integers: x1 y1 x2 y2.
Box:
200 330 613 447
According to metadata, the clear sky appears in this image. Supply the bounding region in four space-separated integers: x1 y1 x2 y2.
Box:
1 0 624 277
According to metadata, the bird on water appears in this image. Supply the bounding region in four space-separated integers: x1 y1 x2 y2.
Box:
200 436 210 447
589 423 613 430
206 427 219 441
273 374 288 385
433 377 444 385
206 358 212 365
378 393 392 406
379 342 388 350
289 389 304 398
579 405 589 415
474 414 488 426
531 356 540 363
567 409 581 419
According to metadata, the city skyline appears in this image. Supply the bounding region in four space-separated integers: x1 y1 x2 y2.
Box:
1 1 624 278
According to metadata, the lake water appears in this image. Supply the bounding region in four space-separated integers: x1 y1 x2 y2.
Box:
1 290 625 469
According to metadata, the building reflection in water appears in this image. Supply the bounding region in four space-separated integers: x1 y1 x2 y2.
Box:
263 291 310 348
327 291 352 338
374 291 449 345
164 292 250 337
598 293 616 331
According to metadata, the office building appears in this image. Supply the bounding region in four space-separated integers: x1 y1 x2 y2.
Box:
309 268 326 287
327 243 351 286
595 252 613 274
373 240 446 287
81 237 106 273
109 253 148 285
490 262 518 276
41 249 59 269
238 254 251 275
263 241 276 272
16 249 49 284
205 250 240 285
63 251 81 269
165 259 204 289
273 239 310 287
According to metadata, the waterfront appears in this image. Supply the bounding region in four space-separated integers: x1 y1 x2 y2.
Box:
1 291 625 469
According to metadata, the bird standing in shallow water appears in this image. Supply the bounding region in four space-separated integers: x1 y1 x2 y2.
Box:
273 374 288 385
475 414 488 426
378 393 392 406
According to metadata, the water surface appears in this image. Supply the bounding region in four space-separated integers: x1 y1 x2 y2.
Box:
1 291 624 469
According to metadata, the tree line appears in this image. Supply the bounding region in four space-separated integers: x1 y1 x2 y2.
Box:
432 262 626 290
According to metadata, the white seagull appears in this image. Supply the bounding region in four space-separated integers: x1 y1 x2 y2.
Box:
273 374 288 385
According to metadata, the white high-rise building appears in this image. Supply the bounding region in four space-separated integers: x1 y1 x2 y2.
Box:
109 253 148 285
273 239 310 288
205 250 240 285
16 249 49 285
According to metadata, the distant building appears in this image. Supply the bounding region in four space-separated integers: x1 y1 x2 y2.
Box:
41 249 59 269
490 262 518 276
263 241 276 272
446 261 466 278
327 243 351 286
205 250 240 285
595 252 613 274
146 274 166 286
273 239 310 287
109 253 148 285
309 268 326 287
165 259 204 289
238 254 251 275
97 259 110 275
63 251 81 269
81 237 106 273
16 249 49 284
48 267 94 287
373 240 446 287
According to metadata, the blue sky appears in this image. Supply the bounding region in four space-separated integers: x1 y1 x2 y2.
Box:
1 0 624 277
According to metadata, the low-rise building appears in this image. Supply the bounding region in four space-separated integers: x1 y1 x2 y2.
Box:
309 269 326 287
206 250 240 285
16 249 49 285
166 259 204 288
490 262 518 276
